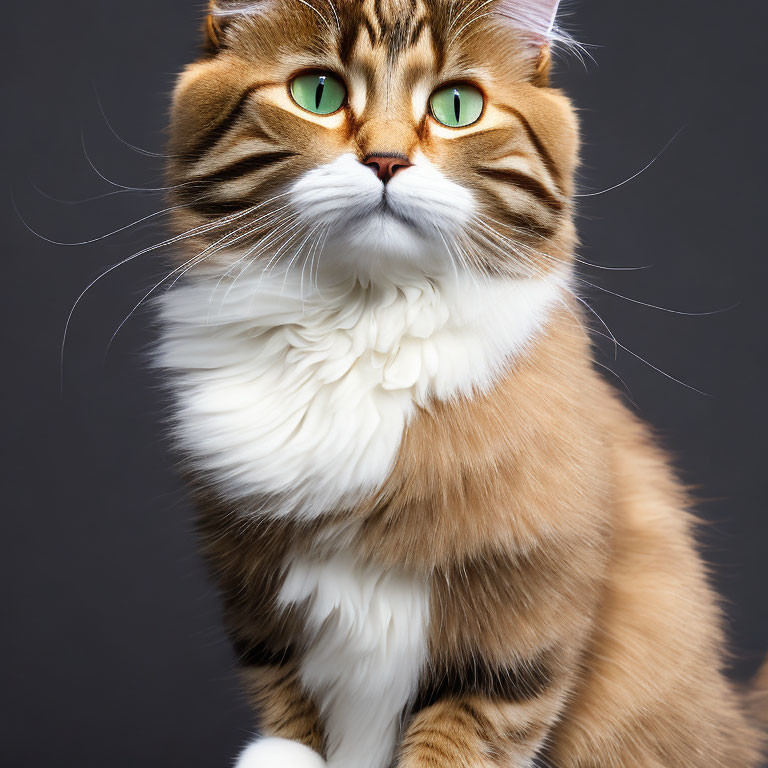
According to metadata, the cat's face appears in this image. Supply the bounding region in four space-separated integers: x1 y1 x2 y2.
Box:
168 0 579 282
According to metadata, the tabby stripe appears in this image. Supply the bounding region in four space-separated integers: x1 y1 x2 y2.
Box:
433 44 447 75
268 696 295 724
190 150 296 187
412 655 554 713
418 724 473 752
482 188 557 241
234 638 295 667
338 5 367 64
186 82 274 161
186 198 255 218
410 18 426 46
270 667 299 690
413 741 455 762
507 213 556 241
271 696 309 728
504 723 542 745
183 151 295 217
458 701 496 742
497 105 562 190
465 126 519 146
478 168 564 212
374 0 387 34
364 18 377 45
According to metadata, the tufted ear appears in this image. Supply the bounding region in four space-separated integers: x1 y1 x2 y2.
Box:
496 0 562 83
203 1 270 54
496 0 561 41
204 1 224 54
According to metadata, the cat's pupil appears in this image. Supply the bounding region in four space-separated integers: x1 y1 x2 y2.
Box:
453 89 461 123
315 76 326 110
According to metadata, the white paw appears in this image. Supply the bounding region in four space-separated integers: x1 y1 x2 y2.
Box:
235 738 327 768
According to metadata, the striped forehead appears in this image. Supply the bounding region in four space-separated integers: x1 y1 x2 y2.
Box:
335 0 442 116
338 0 439 63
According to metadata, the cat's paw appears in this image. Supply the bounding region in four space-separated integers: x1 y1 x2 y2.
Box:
235 738 327 768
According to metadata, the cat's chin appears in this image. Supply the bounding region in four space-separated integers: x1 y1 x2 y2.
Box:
287 152 474 280
327 212 448 275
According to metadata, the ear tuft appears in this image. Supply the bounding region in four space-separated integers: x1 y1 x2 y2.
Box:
496 0 562 42
204 2 224 54
495 1 564 84
209 0 272 18
203 1 271 54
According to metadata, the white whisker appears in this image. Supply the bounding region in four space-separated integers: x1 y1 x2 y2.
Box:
59 203 265 388
575 129 684 198
282 223 322 294
93 85 181 160
217 214 302 307
590 328 710 397
80 130 190 194
14 194 199 248
576 277 735 317
207 204 296 316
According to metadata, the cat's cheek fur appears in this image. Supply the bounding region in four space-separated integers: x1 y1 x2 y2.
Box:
234 737 326 768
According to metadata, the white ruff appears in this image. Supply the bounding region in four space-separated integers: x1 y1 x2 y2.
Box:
279 554 430 768
157 267 566 518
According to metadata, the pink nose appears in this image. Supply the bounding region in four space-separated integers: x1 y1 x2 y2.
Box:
363 154 413 184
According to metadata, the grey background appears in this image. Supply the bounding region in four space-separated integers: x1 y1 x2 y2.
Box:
1 1 766 766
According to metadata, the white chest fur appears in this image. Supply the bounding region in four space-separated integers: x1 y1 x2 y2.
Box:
158 267 565 519
279 555 430 768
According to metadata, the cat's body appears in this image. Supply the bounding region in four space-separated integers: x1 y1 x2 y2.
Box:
158 1 767 766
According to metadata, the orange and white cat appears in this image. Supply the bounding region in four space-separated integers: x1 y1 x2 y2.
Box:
157 1 767 766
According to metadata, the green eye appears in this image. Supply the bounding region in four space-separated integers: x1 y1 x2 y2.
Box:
290 71 346 115
430 83 484 128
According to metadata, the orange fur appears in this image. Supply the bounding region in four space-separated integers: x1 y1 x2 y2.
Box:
164 2 767 765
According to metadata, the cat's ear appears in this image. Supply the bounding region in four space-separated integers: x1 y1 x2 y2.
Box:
203 1 270 55
204 1 225 55
496 0 562 83
497 0 561 41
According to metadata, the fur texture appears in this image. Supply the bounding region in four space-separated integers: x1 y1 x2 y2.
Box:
157 1 768 766
158 267 567 517
236 737 326 767
279 555 430 768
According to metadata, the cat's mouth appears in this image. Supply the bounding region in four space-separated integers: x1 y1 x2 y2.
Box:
345 197 433 242
372 195 420 228
289 153 475 256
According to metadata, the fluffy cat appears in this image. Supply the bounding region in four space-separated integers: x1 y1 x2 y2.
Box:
157 1 768 766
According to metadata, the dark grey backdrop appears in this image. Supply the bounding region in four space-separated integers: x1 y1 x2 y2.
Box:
2 2 766 766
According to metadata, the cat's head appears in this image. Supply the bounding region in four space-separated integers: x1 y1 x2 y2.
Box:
167 0 579 283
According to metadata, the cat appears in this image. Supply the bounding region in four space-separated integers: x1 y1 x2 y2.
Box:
156 1 768 766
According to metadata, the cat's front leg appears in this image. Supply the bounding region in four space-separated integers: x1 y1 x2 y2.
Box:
397 694 562 768
235 663 328 768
